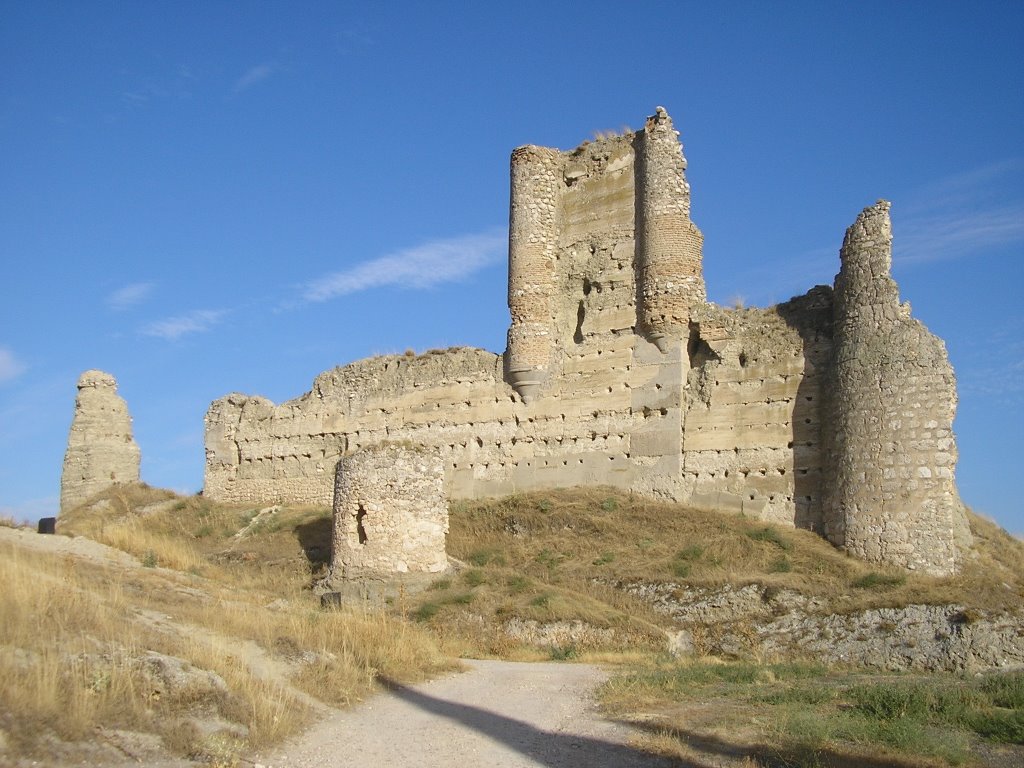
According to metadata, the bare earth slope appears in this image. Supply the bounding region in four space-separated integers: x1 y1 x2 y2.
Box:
252 659 677 768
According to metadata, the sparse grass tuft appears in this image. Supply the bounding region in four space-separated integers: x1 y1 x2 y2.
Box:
852 572 907 589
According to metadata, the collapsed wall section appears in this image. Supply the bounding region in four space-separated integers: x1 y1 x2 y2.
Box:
823 201 970 575
61 370 141 511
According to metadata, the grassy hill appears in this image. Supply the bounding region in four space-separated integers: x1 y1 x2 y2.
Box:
2 483 1021 767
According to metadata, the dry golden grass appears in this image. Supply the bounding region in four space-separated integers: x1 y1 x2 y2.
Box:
444 488 1024 616
1 485 451 763
17 482 1021 763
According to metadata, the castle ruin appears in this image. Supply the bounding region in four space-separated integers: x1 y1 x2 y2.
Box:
203 107 970 576
61 370 141 511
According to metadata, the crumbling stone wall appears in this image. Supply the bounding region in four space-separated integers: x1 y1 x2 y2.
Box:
682 288 833 527
823 202 969 575
203 107 968 573
61 370 141 511
327 443 448 583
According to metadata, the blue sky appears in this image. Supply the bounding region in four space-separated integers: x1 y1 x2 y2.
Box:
1 2 1021 535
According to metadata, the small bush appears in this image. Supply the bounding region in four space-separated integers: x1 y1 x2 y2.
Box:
769 556 792 573
592 552 615 566
529 593 551 608
599 498 618 512
428 578 451 591
463 569 486 587
142 550 157 568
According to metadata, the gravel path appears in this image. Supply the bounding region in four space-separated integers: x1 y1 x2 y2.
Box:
252 659 678 768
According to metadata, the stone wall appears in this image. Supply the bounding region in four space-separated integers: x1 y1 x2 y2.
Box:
61 370 141 511
823 202 970 575
328 443 448 582
203 107 968 573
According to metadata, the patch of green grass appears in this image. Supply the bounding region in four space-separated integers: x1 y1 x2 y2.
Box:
463 569 486 587
534 549 565 571
769 556 792 573
599 498 618 512
447 592 474 605
592 552 615 566
604 663 1023 767
505 575 530 593
529 593 551 608
413 602 440 622
671 562 691 578
550 644 579 661
851 572 906 589
675 545 704 561
466 548 506 567
746 526 792 551
142 550 157 568
428 578 451 591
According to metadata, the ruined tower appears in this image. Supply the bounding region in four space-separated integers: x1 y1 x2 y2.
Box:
61 370 141 511
636 106 706 351
823 202 970 575
505 145 561 402
328 443 449 592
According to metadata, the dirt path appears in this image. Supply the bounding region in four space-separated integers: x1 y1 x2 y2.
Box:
250 659 679 768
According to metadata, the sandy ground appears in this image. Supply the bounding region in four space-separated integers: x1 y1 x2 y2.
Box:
251 658 679 768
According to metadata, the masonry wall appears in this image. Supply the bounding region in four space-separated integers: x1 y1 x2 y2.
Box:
682 289 832 528
204 108 827 528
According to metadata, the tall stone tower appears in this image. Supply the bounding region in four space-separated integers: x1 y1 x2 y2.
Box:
505 145 561 402
61 370 141 511
636 106 706 351
823 202 970 575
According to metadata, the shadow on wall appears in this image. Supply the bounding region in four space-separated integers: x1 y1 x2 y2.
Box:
777 286 834 534
375 676 683 768
293 516 332 570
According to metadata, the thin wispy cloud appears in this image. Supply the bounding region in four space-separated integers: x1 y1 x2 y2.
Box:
895 204 1024 265
141 309 227 340
893 159 1024 265
235 62 278 92
107 282 155 310
0 347 26 383
302 229 506 303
